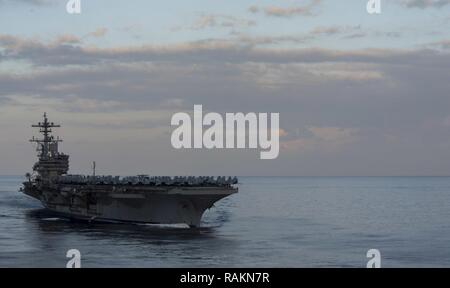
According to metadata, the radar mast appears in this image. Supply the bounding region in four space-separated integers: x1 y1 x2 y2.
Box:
29 113 69 178
30 112 63 160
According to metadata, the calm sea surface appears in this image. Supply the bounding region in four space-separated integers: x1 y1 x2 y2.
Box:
1 176 450 267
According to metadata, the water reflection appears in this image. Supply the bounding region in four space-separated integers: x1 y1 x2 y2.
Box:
25 209 218 241
19 208 240 267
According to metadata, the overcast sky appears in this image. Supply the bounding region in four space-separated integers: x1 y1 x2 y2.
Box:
1 0 450 176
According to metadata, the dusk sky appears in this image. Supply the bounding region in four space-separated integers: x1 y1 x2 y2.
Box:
1 0 450 176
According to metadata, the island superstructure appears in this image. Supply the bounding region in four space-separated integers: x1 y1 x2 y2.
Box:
22 113 238 227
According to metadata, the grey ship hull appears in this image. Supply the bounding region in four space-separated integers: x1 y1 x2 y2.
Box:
23 183 237 227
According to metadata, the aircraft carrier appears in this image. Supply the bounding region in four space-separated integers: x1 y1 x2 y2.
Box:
21 113 238 227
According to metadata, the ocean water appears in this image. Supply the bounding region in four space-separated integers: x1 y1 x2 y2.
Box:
1 175 450 268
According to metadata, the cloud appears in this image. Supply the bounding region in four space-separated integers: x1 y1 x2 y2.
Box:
281 127 360 153
248 5 259 14
308 127 359 142
306 62 384 81
3 33 450 68
249 0 321 17
310 26 345 36
0 0 55 5
190 14 256 31
1 34 450 112
2 34 450 175
427 39 450 50
235 26 401 44
87 27 108 38
54 34 81 45
399 0 450 8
